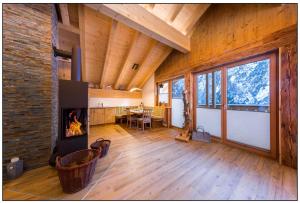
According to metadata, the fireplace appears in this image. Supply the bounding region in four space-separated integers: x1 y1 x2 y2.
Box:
62 108 87 139
57 80 88 157
49 46 89 166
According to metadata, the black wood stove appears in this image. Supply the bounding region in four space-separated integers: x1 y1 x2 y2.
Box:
49 47 88 166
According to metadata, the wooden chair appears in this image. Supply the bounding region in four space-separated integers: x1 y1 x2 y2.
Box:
115 107 126 124
137 108 152 131
126 108 137 128
151 106 164 126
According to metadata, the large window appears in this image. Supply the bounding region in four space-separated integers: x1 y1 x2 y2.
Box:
196 70 221 108
227 59 270 112
172 78 185 99
158 82 169 104
197 74 206 105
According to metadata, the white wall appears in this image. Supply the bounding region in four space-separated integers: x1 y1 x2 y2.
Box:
172 98 184 128
227 110 270 150
196 108 221 137
89 98 142 107
142 74 155 107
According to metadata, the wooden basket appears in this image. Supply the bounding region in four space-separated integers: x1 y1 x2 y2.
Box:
90 138 111 158
56 149 100 194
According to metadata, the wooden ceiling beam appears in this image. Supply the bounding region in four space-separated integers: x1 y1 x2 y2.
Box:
127 43 172 90
184 4 211 35
139 48 172 88
58 22 80 35
59 4 70 26
168 4 184 23
100 20 118 88
114 31 140 90
86 4 190 53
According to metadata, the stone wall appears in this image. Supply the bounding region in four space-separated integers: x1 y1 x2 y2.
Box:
3 4 54 179
51 5 59 150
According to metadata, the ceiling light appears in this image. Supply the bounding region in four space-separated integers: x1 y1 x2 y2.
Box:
131 63 139 70
129 87 142 92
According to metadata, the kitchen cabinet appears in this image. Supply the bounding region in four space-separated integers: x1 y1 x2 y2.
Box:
89 107 116 125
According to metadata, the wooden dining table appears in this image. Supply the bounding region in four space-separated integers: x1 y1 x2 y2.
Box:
129 109 144 115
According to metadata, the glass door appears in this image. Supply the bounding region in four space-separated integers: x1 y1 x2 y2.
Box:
224 53 277 157
171 77 185 128
195 70 222 138
194 52 277 158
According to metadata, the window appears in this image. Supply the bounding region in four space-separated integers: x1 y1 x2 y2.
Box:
158 82 169 104
197 74 206 105
172 78 184 99
197 70 221 108
227 59 270 112
214 70 222 105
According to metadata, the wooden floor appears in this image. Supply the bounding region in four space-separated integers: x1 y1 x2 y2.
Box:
3 124 297 200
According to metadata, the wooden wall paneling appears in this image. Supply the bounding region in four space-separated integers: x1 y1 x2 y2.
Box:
58 26 80 52
279 45 297 168
58 22 80 35
127 42 172 90
114 33 155 90
78 4 86 81
86 4 190 53
59 4 70 25
155 4 297 82
89 88 142 99
58 59 71 80
100 21 136 88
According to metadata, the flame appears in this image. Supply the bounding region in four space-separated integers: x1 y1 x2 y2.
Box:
67 120 83 137
66 112 84 137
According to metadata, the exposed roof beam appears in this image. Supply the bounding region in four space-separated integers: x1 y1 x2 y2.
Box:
58 22 80 34
168 4 184 23
127 43 172 90
59 4 70 26
114 31 140 90
100 20 118 88
86 4 190 53
139 48 172 88
184 4 211 35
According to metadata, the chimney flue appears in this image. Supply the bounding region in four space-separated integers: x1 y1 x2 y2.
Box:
71 46 81 81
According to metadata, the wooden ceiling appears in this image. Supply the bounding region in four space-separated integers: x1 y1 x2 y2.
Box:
57 4 210 91
140 4 210 36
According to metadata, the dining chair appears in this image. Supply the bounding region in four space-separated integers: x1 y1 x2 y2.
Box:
126 108 137 128
115 107 126 124
137 108 152 131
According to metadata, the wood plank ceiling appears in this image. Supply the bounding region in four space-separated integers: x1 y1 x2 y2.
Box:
57 4 210 91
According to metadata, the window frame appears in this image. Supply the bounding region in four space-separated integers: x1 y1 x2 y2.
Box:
225 55 272 113
192 51 278 159
195 68 222 109
157 81 170 105
171 77 185 99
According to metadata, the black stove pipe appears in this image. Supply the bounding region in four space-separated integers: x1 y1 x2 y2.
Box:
53 45 82 82
71 46 81 82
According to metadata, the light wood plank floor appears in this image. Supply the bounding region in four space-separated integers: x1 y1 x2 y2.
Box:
3 124 297 200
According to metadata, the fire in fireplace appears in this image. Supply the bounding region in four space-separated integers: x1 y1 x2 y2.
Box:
62 108 87 139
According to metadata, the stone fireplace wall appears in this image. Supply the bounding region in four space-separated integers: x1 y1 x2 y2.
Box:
3 4 56 179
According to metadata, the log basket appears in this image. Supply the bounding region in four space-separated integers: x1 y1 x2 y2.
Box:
90 138 111 158
56 149 100 194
